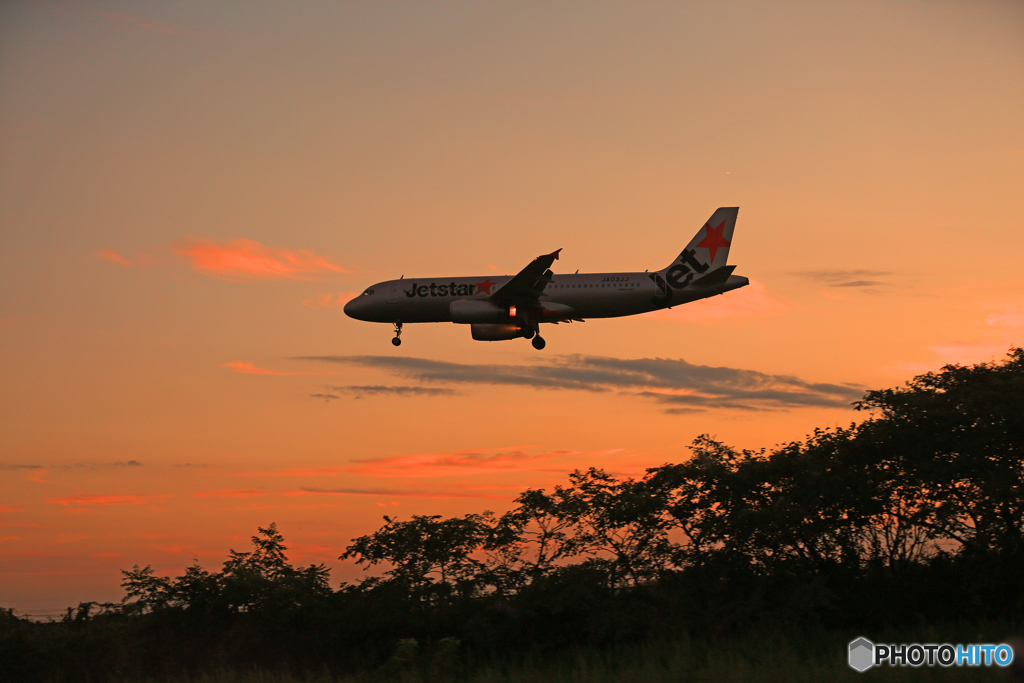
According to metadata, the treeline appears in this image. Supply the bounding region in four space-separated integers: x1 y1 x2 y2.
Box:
3 349 1024 682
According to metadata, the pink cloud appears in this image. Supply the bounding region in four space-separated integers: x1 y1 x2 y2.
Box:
986 307 1024 329
276 468 347 477
643 280 785 324
222 361 333 376
176 239 346 280
95 248 158 268
234 467 347 478
303 292 359 308
927 342 1017 367
819 289 852 301
47 494 172 507
297 487 511 501
28 469 51 484
193 489 270 499
348 447 579 478
96 248 134 268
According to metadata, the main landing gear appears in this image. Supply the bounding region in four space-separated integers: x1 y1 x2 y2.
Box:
391 321 403 347
521 324 545 350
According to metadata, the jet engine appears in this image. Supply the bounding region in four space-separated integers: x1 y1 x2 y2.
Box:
471 323 526 341
450 299 510 324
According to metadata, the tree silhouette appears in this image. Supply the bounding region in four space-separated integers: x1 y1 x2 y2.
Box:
341 513 495 602
856 348 1024 558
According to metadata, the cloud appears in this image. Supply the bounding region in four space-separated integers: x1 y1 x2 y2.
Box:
223 361 333 376
927 342 1017 367
349 447 579 478
95 248 159 269
298 487 510 501
295 354 863 412
194 490 269 499
303 292 359 308
888 341 1019 376
986 307 1024 329
790 270 893 290
243 467 348 478
176 239 346 280
644 279 785 323
310 393 341 402
0 461 138 483
325 385 459 399
96 248 134 268
47 494 171 507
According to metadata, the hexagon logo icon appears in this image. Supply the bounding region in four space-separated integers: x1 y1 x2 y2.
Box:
849 637 874 672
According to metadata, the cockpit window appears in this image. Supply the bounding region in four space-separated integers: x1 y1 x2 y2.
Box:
363 289 374 296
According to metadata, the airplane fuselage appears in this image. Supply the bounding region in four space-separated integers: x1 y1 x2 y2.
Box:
344 271 748 324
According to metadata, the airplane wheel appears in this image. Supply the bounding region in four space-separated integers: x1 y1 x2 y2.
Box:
532 336 546 350
522 327 535 340
392 337 402 347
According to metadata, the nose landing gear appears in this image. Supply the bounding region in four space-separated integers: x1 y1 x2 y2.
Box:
391 321 403 347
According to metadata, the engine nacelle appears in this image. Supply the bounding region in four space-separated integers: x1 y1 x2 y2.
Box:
450 299 510 324
471 323 526 341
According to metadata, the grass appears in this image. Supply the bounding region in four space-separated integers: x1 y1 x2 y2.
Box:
123 623 1019 683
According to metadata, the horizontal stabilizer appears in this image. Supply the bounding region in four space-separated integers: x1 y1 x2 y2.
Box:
693 265 736 288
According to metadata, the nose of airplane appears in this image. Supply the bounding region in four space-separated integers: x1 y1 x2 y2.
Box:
343 295 364 320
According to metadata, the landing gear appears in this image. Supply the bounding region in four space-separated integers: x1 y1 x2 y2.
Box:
522 327 536 340
392 337 402 347
391 321 403 347
532 335 546 350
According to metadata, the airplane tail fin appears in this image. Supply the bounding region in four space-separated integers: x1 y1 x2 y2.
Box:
656 207 739 288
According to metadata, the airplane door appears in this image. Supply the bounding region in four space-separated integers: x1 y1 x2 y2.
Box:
387 280 401 304
649 273 672 303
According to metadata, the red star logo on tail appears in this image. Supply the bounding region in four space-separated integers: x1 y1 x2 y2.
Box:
474 278 496 295
696 220 731 264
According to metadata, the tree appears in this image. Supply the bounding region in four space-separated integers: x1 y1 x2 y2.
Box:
555 468 674 587
855 347 1024 558
220 523 331 612
341 513 495 602
120 523 330 615
121 564 173 613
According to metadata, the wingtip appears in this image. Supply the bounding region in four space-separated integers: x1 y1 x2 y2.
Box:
550 248 562 260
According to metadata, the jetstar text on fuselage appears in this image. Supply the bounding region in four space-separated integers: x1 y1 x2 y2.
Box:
404 281 496 298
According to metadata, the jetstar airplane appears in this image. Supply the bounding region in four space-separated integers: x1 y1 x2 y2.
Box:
344 207 748 350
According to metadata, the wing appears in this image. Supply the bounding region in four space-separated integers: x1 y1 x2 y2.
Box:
490 249 561 303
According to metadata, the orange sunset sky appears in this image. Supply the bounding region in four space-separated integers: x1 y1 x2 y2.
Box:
1 1 1022 616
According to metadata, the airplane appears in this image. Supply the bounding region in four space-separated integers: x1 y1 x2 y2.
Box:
343 207 748 350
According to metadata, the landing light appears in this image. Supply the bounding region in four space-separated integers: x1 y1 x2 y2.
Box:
509 305 517 317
